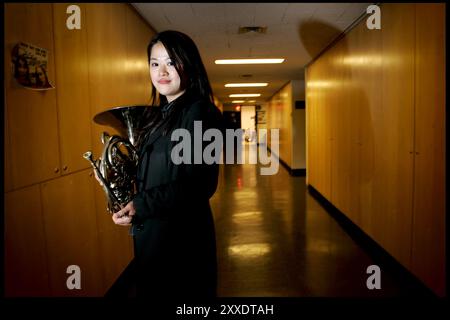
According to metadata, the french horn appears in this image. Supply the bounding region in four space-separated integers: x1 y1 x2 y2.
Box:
83 105 148 213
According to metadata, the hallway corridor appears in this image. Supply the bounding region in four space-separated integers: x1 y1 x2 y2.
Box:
4 3 444 300
210 161 434 297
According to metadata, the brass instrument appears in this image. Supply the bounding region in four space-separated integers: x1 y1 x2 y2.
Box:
83 105 148 213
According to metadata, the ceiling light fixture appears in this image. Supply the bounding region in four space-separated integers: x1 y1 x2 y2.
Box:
231 100 245 103
215 59 284 64
229 94 261 98
238 26 267 34
225 83 268 87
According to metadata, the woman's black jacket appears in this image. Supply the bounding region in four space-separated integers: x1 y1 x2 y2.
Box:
131 94 224 296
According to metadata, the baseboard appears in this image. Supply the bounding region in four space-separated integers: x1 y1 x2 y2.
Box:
307 184 436 297
105 259 137 297
266 145 306 177
290 168 306 176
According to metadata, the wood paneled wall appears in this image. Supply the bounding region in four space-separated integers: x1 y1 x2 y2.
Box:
267 83 293 168
5 3 61 189
53 3 92 177
213 96 224 113
306 3 445 296
267 80 306 171
4 3 155 296
412 3 446 297
291 80 306 170
5 185 51 296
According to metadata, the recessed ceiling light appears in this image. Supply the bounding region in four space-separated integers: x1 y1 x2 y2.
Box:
247 100 256 103
229 94 261 97
215 59 284 64
238 26 267 34
231 100 245 103
225 83 268 87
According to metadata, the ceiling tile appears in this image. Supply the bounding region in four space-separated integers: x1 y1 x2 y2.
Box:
253 3 290 25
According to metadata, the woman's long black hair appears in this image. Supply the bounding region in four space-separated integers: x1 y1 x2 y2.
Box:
138 30 214 148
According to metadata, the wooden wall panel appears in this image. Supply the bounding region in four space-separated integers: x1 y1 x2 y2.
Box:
214 96 224 113
306 3 445 295
329 40 353 217
306 67 321 188
40 170 103 296
310 58 332 200
343 26 362 226
305 69 315 185
4 99 13 192
354 21 381 236
86 3 129 160
267 82 300 169
86 3 130 114
4 3 61 188
412 3 446 297
126 6 154 105
290 80 306 170
371 3 415 268
5 186 50 296
53 3 92 175
267 85 293 168
93 177 134 294
281 85 293 168
305 69 311 185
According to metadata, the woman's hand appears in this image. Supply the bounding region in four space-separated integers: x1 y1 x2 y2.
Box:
112 201 136 226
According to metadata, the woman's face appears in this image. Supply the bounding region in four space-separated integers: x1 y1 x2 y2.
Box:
36 66 46 84
17 59 28 76
149 42 185 103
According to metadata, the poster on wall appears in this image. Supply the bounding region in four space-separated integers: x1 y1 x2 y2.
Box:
11 42 54 90
257 110 266 124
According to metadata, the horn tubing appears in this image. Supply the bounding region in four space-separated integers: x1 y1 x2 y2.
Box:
83 152 122 209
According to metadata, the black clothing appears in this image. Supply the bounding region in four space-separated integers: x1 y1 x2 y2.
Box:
160 99 175 119
132 93 224 297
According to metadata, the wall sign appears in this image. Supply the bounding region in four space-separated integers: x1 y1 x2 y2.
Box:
295 100 305 109
256 110 266 124
11 42 54 90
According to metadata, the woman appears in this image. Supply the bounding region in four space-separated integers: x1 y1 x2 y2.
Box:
112 30 223 297
14 55 31 87
34 64 50 88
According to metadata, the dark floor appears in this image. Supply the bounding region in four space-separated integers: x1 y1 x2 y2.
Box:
210 156 434 297
108 146 435 298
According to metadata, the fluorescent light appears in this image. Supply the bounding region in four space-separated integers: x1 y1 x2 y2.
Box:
215 58 284 64
231 100 245 103
229 94 261 98
247 100 256 103
225 83 268 87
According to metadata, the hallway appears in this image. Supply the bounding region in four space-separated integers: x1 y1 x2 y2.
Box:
4 3 444 299
210 160 433 297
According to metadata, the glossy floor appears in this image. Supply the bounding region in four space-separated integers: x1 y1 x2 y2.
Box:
210 161 433 297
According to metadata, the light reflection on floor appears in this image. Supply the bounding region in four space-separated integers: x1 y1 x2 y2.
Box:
210 161 433 297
